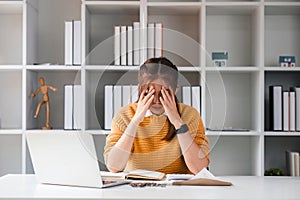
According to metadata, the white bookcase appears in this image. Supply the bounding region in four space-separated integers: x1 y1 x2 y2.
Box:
0 0 300 177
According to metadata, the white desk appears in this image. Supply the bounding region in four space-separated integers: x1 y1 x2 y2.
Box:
0 174 300 200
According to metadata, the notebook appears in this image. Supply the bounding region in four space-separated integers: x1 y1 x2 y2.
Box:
26 132 129 188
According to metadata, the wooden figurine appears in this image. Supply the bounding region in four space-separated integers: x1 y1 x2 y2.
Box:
31 77 58 130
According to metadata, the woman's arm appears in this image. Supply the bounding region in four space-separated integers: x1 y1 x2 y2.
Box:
106 87 155 172
160 87 209 174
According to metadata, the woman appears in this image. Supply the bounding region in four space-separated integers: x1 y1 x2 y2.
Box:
104 57 209 174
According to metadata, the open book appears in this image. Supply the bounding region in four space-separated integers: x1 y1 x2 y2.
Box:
124 169 165 180
100 169 165 181
172 168 232 186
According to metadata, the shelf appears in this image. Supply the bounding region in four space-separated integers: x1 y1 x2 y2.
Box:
206 130 261 136
26 70 81 130
85 2 139 65
264 4 300 66
0 129 22 135
26 0 81 65
264 132 300 136
0 1 23 14
0 1 23 65
264 67 300 71
206 3 262 67
25 129 83 134
205 66 260 72
85 130 110 135
26 65 82 71
148 4 201 66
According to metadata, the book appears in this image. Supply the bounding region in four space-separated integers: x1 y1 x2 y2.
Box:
64 85 73 130
269 85 282 131
172 168 232 186
182 86 191 106
124 169 165 181
295 87 300 131
114 26 121 65
286 151 300 176
127 26 133 66
131 85 139 103
63 85 82 130
121 26 127 66
122 85 131 106
104 85 113 129
133 22 140 65
64 21 73 66
283 91 289 131
290 91 296 131
191 85 201 115
73 20 81 65
73 85 82 130
155 23 163 58
113 85 122 117
147 23 155 59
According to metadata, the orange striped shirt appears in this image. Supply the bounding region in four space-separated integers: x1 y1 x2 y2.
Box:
104 103 210 174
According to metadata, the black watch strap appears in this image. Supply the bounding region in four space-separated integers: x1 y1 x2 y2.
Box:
175 124 189 134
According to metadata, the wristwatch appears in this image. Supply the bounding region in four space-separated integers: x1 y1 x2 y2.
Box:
175 124 189 134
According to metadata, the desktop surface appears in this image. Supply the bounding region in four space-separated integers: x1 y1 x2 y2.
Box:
0 174 300 200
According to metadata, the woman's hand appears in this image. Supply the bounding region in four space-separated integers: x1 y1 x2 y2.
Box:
132 86 155 124
160 87 183 129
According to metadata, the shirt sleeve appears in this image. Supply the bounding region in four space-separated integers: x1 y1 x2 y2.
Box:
103 106 133 165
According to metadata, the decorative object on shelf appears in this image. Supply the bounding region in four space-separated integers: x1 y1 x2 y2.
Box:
264 168 285 176
279 56 296 67
31 77 58 130
212 52 228 67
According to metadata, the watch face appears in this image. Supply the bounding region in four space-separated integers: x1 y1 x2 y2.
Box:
176 124 188 134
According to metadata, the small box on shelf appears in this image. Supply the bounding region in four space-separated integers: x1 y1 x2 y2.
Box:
212 52 228 67
279 56 296 67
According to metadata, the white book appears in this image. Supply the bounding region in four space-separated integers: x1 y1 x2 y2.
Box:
131 85 139 103
296 87 300 131
114 26 121 66
127 26 133 66
295 152 300 176
64 21 73 66
155 23 163 58
122 85 131 106
64 85 73 130
182 86 191 106
121 26 127 66
283 91 289 131
270 86 282 131
147 23 155 59
290 91 296 132
73 20 81 66
104 85 113 129
113 85 122 117
191 86 201 115
73 85 82 130
133 22 140 66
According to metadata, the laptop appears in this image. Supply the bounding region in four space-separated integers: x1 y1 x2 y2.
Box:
26 132 128 188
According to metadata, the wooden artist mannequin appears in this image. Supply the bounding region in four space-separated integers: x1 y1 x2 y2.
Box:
31 77 58 130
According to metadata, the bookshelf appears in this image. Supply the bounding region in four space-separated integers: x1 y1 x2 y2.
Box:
0 0 299 177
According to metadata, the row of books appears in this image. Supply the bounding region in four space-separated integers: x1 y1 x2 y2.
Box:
114 22 163 66
269 86 300 131
65 20 81 66
104 85 201 130
286 151 300 176
64 85 82 130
